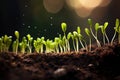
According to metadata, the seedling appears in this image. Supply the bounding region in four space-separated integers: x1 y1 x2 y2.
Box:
67 32 72 52
33 37 45 53
19 36 27 54
0 35 12 52
111 18 120 44
54 37 60 53
27 34 33 53
88 19 101 47
61 22 68 52
44 39 56 53
0 18 120 54
13 31 19 54
100 22 109 44
85 28 91 51
77 26 86 49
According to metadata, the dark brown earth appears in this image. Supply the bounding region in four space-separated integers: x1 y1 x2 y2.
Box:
0 42 120 80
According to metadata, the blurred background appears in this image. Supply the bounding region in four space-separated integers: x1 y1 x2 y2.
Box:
0 0 120 41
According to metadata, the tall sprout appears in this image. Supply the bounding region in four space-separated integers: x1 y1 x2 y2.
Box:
85 28 91 51
19 36 27 54
77 26 86 49
67 32 72 52
33 37 45 53
27 34 33 53
111 18 119 45
100 22 109 44
61 22 68 52
88 19 101 47
13 31 19 54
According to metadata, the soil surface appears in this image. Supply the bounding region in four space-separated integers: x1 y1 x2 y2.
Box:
0 42 120 80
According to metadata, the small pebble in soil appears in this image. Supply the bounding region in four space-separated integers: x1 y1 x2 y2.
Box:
53 68 67 78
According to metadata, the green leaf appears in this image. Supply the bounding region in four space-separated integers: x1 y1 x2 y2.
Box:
73 31 78 38
67 32 72 40
61 22 67 33
77 26 81 34
95 23 100 31
104 22 108 30
115 18 119 28
15 31 19 39
85 28 90 36
88 18 92 27
27 34 31 41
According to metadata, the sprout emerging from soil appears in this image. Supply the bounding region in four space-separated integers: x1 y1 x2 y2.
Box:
67 32 72 52
100 22 109 44
111 19 119 45
0 18 120 54
27 34 33 53
0 35 12 52
77 26 86 49
85 28 91 51
33 37 45 53
72 31 79 52
19 37 27 54
13 31 19 54
45 39 56 53
111 18 120 44
88 19 101 47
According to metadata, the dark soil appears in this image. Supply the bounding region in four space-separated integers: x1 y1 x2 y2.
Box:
0 42 120 80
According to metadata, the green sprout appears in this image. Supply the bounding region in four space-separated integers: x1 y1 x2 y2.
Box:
27 34 33 53
85 28 91 51
19 36 27 54
13 31 19 54
54 37 60 53
111 18 120 44
71 31 79 53
100 22 109 44
88 19 101 47
61 22 67 36
33 37 45 53
44 39 56 53
58 34 63 53
94 23 101 47
0 35 12 52
67 32 72 52
61 22 68 52
77 26 87 49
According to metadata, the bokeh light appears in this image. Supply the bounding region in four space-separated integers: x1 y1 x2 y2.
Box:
79 0 102 9
66 0 112 18
99 0 112 7
75 7 92 18
43 0 64 13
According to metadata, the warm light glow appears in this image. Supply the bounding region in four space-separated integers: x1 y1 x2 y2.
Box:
79 0 102 9
66 0 82 9
43 0 64 13
75 7 92 18
99 0 112 7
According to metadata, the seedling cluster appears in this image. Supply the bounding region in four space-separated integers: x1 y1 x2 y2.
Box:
0 19 120 54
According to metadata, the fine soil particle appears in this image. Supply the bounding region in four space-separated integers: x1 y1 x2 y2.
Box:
0 42 120 80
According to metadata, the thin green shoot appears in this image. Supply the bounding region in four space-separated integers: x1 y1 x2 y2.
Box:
19 36 27 54
111 18 119 45
14 31 19 54
85 28 91 51
100 22 109 44
88 19 101 47
77 26 86 49
72 31 79 53
27 34 33 53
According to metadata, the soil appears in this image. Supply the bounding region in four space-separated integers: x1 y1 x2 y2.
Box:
0 42 120 80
